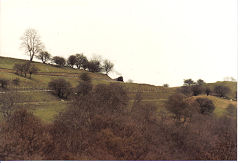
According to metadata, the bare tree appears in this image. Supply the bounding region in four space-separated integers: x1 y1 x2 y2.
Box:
20 29 44 62
103 59 114 75
28 64 39 79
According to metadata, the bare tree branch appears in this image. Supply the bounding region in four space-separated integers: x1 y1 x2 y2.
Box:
20 29 44 62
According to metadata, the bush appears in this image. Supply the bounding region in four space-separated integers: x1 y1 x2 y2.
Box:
165 93 193 122
87 60 102 72
52 56 66 67
178 86 192 96
75 73 93 96
76 82 92 96
48 79 72 99
0 79 9 89
79 73 91 82
195 98 215 114
191 85 204 96
12 78 20 87
94 83 129 113
0 109 50 160
67 55 77 68
0 92 21 117
214 85 230 98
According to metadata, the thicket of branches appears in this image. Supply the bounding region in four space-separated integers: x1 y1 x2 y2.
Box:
0 80 236 160
13 62 39 79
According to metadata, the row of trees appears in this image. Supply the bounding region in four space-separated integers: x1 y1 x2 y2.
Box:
48 54 114 74
179 78 232 99
20 28 114 74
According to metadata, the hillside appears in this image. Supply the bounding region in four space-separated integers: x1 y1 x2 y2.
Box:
0 56 116 89
0 56 176 93
206 81 237 99
190 95 237 117
0 56 176 123
0 56 237 123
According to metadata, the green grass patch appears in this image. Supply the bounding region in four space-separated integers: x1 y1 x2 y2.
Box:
30 102 69 123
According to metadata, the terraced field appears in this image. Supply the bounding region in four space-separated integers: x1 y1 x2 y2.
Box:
0 56 237 123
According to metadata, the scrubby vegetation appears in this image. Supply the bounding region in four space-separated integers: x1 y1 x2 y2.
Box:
178 78 236 100
0 78 9 89
0 81 236 160
48 79 72 99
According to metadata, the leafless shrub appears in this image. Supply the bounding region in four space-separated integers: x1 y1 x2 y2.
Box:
0 109 50 160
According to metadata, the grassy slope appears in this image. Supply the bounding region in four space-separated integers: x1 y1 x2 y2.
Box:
191 95 237 117
0 56 173 123
207 81 237 99
0 56 116 89
0 56 237 122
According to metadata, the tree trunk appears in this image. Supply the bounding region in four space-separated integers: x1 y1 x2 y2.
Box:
30 52 34 62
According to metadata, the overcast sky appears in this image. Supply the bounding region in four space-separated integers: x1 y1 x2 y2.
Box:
0 0 237 86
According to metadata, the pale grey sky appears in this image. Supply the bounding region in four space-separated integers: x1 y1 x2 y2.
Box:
0 0 237 86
